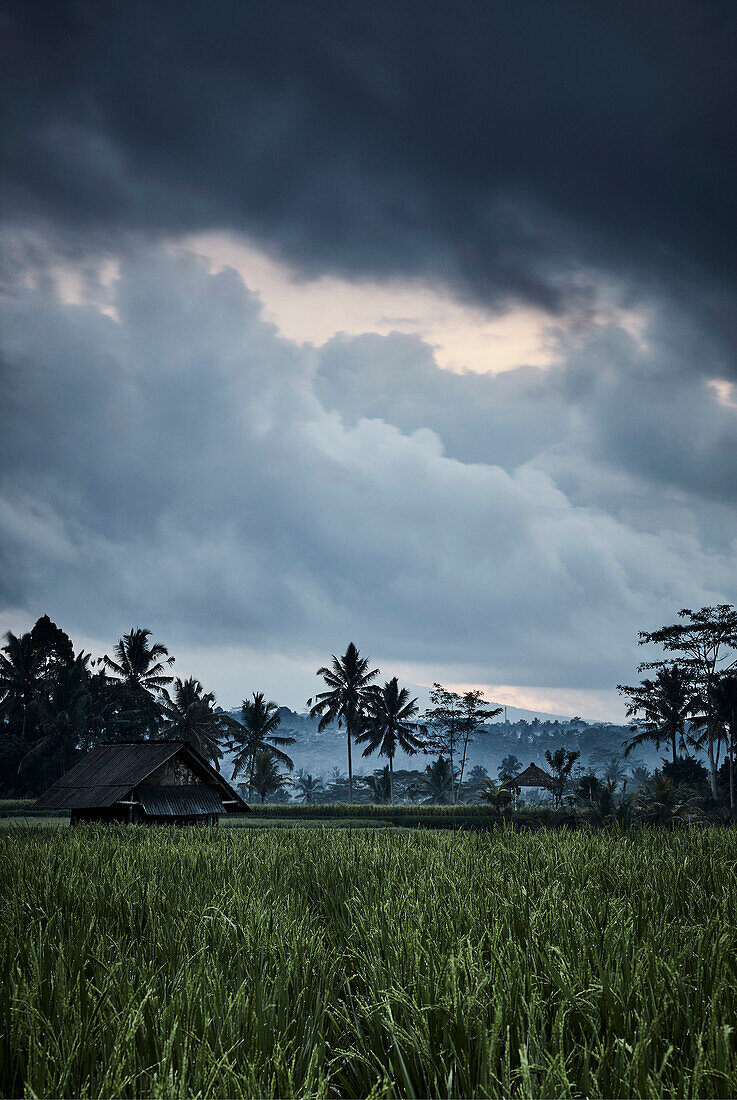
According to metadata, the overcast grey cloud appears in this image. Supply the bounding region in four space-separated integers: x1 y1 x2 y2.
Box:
1 1 736 715
1 248 735 711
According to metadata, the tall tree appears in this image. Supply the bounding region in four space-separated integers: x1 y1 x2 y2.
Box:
0 631 44 741
30 615 74 676
309 643 379 803
422 685 463 803
159 677 240 768
19 655 91 778
230 693 295 798
636 606 737 798
619 665 699 766
457 691 502 790
103 628 175 738
356 677 425 803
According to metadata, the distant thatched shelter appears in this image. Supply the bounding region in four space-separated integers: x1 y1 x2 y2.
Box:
33 740 249 825
504 762 561 804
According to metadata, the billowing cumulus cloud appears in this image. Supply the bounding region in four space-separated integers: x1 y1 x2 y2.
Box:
1 247 735 711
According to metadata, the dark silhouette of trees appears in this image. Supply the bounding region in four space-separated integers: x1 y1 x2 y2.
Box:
356 677 425 803
0 631 44 742
309 643 379 803
636 606 737 798
18 655 90 778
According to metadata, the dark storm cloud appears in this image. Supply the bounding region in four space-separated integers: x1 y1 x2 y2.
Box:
3 0 737 321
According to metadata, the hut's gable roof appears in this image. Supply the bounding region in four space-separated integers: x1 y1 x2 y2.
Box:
33 741 249 812
508 762 558 789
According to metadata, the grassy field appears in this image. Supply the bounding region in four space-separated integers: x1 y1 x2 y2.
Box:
2 826 737 1098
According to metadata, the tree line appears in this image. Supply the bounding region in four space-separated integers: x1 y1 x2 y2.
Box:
3 605 737 817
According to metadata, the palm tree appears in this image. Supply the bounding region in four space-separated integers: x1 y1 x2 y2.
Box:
497 754 522 782
309 643 379 803
159 677 240 768
19 656 91 777
0 631 44 740
620 665 698 765
249 749 289 803
356 677 425 803
698 675 737 810
230 693 295 798
103 628 175 738
294 770 322 804
421 756 455 804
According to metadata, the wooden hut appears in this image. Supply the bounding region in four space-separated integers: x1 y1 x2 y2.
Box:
33 740 249 825
505 761 561 805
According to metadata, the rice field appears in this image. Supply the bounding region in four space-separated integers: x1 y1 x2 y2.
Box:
2 826 737 1098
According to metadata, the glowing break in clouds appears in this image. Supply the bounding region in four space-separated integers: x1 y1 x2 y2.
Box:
171 233 648 376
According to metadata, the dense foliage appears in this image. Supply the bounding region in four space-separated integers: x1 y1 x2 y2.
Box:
2 826 737 1098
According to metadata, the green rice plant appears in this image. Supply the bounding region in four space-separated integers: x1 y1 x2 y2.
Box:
1 826 737 1097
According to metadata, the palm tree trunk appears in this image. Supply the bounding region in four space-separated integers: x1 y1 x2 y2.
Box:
389 755 394 805
346 727 353 803
707 726 718 801
671 729 677 765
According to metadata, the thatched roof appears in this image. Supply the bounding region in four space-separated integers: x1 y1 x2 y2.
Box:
506 762 558 789
33 740 249 813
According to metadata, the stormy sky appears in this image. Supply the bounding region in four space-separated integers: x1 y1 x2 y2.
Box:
1 0 736 718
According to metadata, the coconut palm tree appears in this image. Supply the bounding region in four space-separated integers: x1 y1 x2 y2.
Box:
309 643 379 803
294 770 322 804
249 749 289 803
497 754 522 782
103 628 175 737
159 677 240 768
356 677 425 803
421 756 455 804
620 665 699 765
229 693 295 798
0 631 44 740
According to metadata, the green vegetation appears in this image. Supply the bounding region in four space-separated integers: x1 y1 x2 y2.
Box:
2 825 737 1098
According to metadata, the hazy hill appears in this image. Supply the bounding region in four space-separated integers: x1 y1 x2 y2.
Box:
223 704 650 784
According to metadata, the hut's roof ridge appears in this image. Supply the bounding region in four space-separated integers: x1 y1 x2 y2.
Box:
508 761 558 788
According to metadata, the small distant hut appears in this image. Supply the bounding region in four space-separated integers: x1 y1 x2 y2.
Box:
33 740 249 825
504 761 562 806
